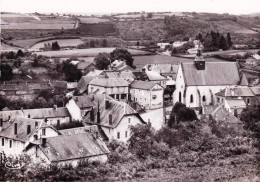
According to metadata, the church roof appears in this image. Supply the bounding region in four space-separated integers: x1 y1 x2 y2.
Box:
181 62 240 86
215 87 255 97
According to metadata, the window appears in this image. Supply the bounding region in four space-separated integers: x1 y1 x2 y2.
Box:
246 98 250 105
128 118 131 123
202 96 206 102
125 131 128 138
190 95 194 103
117 132 120 139
9 140 12 148
179 92 182 102
121 94 126 100
217 98 220 103
28 114 30 118
152 95 157 99
2 138 4 146
221 98 224 103
42 128 46 136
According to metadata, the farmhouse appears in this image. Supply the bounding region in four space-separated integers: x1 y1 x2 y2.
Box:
24 132 110 167
245 54 260 66
88 77 129 101
85 97 146 143
0 117 59 156
173 52 248 108
130 81 164 110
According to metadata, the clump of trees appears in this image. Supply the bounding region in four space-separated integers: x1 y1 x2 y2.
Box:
202 31 233 51
57 60 82 82
0 64 13 81
51 41 61 50
94 53 111 70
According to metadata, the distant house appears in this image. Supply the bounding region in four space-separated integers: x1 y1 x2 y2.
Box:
85 97 146 143
145 71 167 88
132 69 149 81
245 54 260 66
109 60 134 71
0 106 71 127
130 81 164 110
88 77 129 101
25 132 109 167
76 61 96 75
173 53 248 108
173 41 187 48
0 117 59 156
156 43 170 49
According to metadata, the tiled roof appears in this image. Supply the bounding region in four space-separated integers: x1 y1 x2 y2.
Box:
120 70 136 80
85 98 145 128
215 87 255 97
182 62 240 86
0 110 24 121
146 71 166 81
0 117 53 142
89 78 129 87
59 126 98 135
39 133 109 162
211 106 242 124
130 80 158 90
72 95 95 109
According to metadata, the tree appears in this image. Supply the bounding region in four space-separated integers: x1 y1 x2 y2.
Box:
90 40 95 48
147 13 153 18
219 35 228 50
62 61 82 82
227 32 232 48
16 49 24 58
0 64 13 81
51 41 60 50
32 58 39 67
196 33 203 42
110 48 134 67
136 41 140 47
32 97 48 108
101 39 108 47
140 15 145 21
94 53 110 70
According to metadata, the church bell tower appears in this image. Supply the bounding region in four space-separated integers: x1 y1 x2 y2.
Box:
194 41 205 70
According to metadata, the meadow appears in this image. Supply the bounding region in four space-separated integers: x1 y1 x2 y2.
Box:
78 17 109 24
30 38 84 49
35 47 152 57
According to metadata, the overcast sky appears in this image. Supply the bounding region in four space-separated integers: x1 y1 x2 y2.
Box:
0 0 259 15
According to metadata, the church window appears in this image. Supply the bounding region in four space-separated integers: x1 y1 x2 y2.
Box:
202 96 206 102
179 92 182 102
190 95 194 103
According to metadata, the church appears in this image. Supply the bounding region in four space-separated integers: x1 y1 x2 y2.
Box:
173 49 248 108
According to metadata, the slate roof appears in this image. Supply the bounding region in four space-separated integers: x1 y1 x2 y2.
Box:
39 133 109 162
144 64 179 74
215 87 255 97
225 99 247 108
59 126 98 135
0 117 53 142
85 98 145 128
0 110 24 121
76 61 93 70
77 76 95 94
130 80 158 90
250 87 260 95
72 95 95 109
132 71 148 81
202 105 219 115
22 107 70 119
146 71 167 81
120 70 136 80
86 70 103 77
181 62 240 86
211 106 242 124
89 78 129 87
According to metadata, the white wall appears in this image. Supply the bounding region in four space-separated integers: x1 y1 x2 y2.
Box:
88 85 128 100
102 115 143 143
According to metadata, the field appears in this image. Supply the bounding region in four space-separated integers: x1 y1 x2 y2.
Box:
114 12 188 19
1 13 76 29
78 17 109 24
133 55 225 69
34 47 152 57
30 38 84 49
76 23 116 36
211 20 258 34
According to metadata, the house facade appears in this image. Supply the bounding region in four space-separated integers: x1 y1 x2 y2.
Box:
0 117 59 156
130 81 164 110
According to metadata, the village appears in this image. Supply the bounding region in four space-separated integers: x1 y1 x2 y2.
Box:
0 3 260 181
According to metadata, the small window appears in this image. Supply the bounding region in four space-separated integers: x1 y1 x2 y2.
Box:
117 132 120 139
179 92 182 102
28 114 30 118
125 131 128 138
190 95 194 103
9 140 12 148
128 118 131 123
221 98 224 103
42 128 46 136
2 138 4 146
246 98 250 104
202 96 206 102
217 98 220 103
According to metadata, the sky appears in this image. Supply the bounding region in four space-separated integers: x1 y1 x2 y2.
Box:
0 0 259 15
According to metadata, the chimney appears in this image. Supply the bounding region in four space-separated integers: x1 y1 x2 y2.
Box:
41 138 47 147
53 105 57 110
109 114 112 125
35 121 38 128
27 125 31 135
141 68 145 73
105 100 110 109
90 109 95 122
97 102 100 124
14 123 18 135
